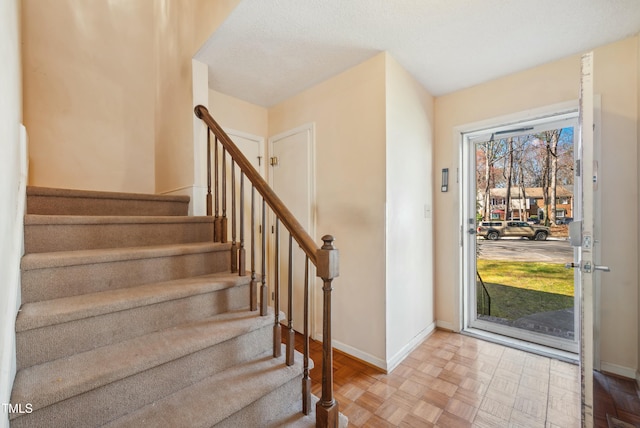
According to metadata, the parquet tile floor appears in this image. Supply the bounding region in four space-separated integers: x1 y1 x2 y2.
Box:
298 329 582 427
594 370 640 428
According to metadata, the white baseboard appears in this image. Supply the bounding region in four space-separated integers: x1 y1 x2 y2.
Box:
332 323 436 373
600 361 637 380
386 322 436 372
436 320 455 331
331 340 387 372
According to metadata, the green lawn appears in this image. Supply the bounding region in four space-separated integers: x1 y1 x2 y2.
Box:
477 260 574 320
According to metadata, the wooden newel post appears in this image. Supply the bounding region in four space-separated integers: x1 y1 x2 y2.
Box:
316 235 339 428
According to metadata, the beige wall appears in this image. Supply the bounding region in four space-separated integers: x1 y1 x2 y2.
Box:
434 53 580 330
593 37 638 374
22 0 240 195
209 89 268 137
269 54 388 366
385 54 436 367
266 53 436 370
22 0 156 193
0 0 22 425
434 36 639 375
155 0 241 195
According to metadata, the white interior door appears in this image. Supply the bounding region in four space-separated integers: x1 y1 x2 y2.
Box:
268 124 315 334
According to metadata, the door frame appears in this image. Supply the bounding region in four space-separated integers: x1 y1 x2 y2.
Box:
456 100 585 357
267 123 318 339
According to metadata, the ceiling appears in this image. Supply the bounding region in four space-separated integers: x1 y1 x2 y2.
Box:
195 0 640 107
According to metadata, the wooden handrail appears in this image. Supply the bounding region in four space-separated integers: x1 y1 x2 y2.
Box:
195 105 339 427
195 105 318 264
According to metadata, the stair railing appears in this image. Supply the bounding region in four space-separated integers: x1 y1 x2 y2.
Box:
195 105 339 427
476 271 491 316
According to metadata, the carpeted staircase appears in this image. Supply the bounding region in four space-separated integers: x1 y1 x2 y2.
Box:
10 186 323 427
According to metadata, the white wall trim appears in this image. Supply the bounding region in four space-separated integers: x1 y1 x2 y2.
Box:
601 362 637 380
386 322 436 373
332 339 387 372
333 322 435 373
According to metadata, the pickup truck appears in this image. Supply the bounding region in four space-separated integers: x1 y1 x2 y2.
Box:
477 220 551 241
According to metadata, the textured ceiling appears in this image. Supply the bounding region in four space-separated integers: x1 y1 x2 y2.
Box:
195 0 640 107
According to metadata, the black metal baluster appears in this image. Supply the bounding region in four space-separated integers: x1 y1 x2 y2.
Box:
221 147 227 243
206 128 212 216
273 218 282 357
250 185 257 311
214 136 221 242
239 172 247 277
230 160 237 272
302 256 311 414
286 233 295 366
260 198 268 316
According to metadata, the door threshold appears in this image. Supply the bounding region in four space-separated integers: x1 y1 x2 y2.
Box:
462 327 579 364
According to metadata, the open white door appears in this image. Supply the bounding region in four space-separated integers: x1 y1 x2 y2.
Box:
576 51 608 428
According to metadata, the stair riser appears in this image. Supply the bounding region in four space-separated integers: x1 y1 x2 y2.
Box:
27 195 188 216
17 284 250 369
25 221 214 253
21 250 231 303
219 374 303 428
10 325 273 428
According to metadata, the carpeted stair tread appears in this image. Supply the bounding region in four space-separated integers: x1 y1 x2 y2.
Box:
24 214 213 225
27 186 190 203
104 347 304 428
27 186 190 216
16 272 250 332
21 242 229 271
24 214 216 253
11 309 274 413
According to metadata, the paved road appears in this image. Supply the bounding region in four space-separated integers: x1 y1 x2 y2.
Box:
476 238 573 263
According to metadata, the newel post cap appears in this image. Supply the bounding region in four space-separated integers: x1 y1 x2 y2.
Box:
316 235 339 280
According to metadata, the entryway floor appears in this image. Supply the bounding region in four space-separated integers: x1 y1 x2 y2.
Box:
302 329 581 427
595 370 640 428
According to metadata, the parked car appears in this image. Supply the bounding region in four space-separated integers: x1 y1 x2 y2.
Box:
556 217 573 225
477 220 551 241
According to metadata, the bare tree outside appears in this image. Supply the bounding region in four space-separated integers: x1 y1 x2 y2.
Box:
476 127 573 223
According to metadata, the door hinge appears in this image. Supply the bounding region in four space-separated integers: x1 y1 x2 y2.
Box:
575 159 581 177
270 156 279 166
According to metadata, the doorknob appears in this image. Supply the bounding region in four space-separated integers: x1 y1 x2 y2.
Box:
584 262 610 273
566 261 611 272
